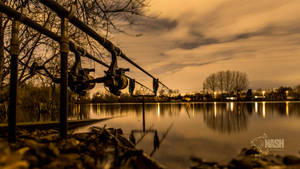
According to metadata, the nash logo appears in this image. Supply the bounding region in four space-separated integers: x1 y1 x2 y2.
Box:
251 133 284 154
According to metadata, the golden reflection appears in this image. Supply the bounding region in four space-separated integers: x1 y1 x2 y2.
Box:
286 101 289 117
157 103 160 117
262 102 266 118
230 102 234 112
97 103 101 115
214 102 217 118
255 102 258 113
192 103 195 117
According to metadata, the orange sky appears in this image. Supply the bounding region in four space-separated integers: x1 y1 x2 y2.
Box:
96 0 300 93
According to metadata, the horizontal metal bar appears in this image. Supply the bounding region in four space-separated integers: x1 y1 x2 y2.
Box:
39 0 169 90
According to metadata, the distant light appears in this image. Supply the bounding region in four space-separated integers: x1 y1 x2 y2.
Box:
226 97 236 100
255 96 265 99
214 92 217 99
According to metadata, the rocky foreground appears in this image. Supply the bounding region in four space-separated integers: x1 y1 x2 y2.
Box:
1 128 300 169
190 146 300 169
0 127 164 169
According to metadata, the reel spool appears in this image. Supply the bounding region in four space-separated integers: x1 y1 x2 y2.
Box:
69 68 96 95
104 68 129 96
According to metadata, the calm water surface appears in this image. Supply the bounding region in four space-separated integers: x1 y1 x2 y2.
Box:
75 102 300 169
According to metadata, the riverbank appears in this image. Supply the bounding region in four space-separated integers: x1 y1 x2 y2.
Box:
0 127 164 169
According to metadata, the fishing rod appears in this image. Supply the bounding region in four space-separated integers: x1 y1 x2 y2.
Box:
39 0 170 91
0 2 153 95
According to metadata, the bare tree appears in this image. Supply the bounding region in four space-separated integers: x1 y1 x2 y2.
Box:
233 71 248 93
224 70 233 93
203 70 249 94
203 74 218 92
217 71 225 93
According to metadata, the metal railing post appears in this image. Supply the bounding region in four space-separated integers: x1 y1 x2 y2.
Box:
60 17 69 138
8 20 20 143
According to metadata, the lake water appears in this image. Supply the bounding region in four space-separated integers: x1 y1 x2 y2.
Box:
75 102 300 168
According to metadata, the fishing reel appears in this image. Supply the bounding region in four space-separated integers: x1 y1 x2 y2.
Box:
68 68 96 95
30 60 96 96
103 67 129 96
29 50 96 95
99 51 129 96
68 51 96 95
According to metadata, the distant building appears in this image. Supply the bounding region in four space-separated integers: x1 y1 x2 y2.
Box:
254 96 265 99
226 97 237 101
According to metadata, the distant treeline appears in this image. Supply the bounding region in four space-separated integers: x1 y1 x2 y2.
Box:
203 70 249 94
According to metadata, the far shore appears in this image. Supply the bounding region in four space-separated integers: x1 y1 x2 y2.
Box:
78 99 300 104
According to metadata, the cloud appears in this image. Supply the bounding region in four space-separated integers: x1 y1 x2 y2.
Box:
128 16 178 33
175 38 219 50
174 23 300 50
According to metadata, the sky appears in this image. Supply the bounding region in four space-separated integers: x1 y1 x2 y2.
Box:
105 0 300 93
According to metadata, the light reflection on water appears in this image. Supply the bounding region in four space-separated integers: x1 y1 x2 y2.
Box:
75 102 300 169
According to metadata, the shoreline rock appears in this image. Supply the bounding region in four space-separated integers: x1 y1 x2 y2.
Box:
190 146 300 169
